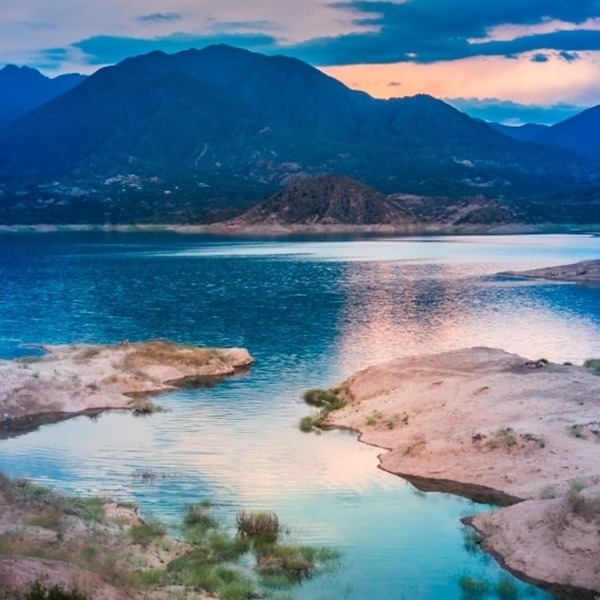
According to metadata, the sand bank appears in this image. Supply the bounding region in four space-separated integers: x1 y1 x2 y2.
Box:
0 340 252 436
325 347 600 595
502 258 600 283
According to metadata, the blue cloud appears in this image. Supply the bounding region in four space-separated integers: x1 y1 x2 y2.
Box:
137 13 181 24
276 0 600 65
56 0 600 69
559 50 581 61
531 52 549 62
73 32 278 65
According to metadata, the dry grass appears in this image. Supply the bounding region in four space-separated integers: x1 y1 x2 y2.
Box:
122 341 223 372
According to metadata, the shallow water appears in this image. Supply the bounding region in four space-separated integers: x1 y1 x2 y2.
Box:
2 232 600 598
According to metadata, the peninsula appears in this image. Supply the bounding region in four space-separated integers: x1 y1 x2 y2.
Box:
321 347 600 596
0 340 253 436
501 258 600 283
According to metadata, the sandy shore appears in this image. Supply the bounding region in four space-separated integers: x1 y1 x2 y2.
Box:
324 347 600 595
502 258 600 283
0 340 252 436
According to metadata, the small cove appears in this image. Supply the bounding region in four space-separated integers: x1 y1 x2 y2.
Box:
2 232 600 598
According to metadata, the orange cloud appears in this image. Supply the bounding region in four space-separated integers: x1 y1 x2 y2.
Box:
321 51 600 105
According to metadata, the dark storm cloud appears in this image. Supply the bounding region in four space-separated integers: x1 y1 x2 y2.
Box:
531 53 550 62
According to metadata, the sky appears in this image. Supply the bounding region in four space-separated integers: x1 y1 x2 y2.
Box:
1 0 600 124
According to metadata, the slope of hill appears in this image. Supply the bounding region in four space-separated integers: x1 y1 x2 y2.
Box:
532 104 600 160
0 65 84 128
0 45 598 227
487 122 548 142
0 46 593 190
225 174 416 229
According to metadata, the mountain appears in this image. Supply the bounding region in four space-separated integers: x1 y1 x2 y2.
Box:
0 65 85 128
226 174 416 228
0 45 598 226
532 104 600 160
487 122 548 143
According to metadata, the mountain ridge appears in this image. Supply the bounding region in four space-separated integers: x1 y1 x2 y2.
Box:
0 45 598 227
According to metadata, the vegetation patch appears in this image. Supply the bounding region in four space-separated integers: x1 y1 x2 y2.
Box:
566 480 600 521
584 358 600 375
127 397 166 416
299 387 347 433
0 471 339 599
22 582 89 600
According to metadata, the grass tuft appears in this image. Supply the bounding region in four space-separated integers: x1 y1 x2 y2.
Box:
584 358 600 375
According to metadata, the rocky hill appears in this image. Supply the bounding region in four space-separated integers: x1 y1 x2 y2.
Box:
227 175 416 228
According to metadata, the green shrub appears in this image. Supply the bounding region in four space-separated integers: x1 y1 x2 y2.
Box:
569 424 584 438
236 510 281 543
183 501 217 529
130 518 167 547
299 415 321 433
584 358 600 375
567 481 600 521
24 582 89 600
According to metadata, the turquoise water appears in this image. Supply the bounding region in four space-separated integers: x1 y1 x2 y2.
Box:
2 232 600 598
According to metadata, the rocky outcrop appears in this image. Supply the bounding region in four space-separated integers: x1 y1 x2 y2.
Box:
218 174 417 232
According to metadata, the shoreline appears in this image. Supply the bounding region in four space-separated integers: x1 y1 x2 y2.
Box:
1 222 600 236
322 346 600 595
0 340 253 438
501 258 600 283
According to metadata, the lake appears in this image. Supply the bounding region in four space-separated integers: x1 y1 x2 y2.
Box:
2 231 600 599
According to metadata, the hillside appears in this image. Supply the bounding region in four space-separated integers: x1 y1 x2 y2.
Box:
0 45 598 226
532 104 600 160
0 65 84 128
487 122 548 142
225 175 416 229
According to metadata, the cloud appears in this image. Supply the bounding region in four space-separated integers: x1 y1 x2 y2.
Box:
388 81 401 87
559 50 580 61
278 0 600 65
73 32 278 65
531 52 549 62
445 97 584 125
207 20 275 32
137 13 182 24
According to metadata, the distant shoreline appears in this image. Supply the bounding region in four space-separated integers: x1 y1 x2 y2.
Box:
1 222 600 236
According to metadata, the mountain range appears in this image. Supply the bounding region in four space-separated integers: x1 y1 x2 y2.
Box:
0 65 84 129
0 45 599 227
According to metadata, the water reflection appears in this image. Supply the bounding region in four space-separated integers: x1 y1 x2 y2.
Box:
2 234 600 599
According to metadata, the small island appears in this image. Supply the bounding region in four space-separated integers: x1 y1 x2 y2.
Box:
0 340 253 436
312 347 600 596
501 258 600 283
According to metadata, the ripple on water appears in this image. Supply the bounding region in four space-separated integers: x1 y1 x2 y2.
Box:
2 233 599 598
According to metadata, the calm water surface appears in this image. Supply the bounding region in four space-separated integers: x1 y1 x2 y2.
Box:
2 232 600 599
